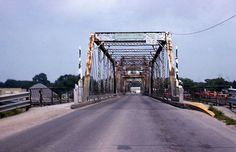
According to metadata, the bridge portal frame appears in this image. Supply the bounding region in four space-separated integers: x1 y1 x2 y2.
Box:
83 32 179 101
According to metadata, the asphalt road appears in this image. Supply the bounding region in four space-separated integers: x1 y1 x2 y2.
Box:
1 95 236 152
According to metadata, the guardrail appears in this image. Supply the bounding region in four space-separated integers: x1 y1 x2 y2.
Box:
0 92 31 114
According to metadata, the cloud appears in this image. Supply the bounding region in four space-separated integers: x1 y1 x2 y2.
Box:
0 0 236 81
41 0 119 18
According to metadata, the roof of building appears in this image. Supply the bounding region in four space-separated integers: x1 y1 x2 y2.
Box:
30 83 49 89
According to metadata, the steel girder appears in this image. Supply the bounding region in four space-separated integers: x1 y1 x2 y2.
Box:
83 32 178 100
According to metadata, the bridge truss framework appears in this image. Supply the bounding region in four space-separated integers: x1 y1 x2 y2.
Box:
83 32 180 101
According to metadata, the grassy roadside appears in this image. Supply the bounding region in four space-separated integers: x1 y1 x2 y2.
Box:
208 105 236 125
0 109 25 119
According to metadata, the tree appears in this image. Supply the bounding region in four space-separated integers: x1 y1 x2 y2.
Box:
231 81 236 88
4 79 19 88
32 73 50 86
204 77 229 91
3 79 33 89
54 74 78 90
180 78 195 91
205 77 226 86
0 81 4 87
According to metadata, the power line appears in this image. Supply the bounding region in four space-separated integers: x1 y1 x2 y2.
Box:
171 14 236 35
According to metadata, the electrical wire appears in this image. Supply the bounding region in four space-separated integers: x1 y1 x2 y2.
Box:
171 14 236 35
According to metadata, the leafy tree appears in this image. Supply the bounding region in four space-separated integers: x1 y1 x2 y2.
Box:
0 81 4 87
4 79 19 88
204 77 229 91
205 77 227 87
180 78 195 91
20 81 34 89
3 79 33 89
54 74 78 90
232 81 236 88
32 73 50 86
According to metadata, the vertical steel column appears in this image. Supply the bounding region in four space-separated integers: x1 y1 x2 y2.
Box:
102 54 106 93
83 33 95 101
107 59 110 93
97 48 101 94
112 63 120 93
113 62 116 94
104 56 108 93
115 65 120 93
166 32 176 98
150 62 154 95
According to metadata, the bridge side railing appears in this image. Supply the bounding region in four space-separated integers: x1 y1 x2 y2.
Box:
83 33 116 102
87 94 116 102
0 92 31 114
149 33 180 101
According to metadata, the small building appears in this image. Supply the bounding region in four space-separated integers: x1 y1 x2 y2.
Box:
30 83 56 105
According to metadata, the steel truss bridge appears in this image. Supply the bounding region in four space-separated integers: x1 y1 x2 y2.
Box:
82 32 181 101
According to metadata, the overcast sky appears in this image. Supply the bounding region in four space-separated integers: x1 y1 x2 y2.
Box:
0 0 236 82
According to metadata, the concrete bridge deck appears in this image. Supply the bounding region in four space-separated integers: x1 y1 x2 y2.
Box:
0 95 236 152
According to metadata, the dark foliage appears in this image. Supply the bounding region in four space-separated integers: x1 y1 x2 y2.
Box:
180 77 234 93
3 79 34 89
32 73 50 86
54 74 79 90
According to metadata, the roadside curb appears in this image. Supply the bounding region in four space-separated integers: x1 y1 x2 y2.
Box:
70 95 120 109
71 101 98 109
183 101 215 117
150 96 215 117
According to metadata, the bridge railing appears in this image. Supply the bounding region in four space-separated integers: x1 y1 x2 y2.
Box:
87 93 116 102
0 92 31 114
83 33 116 101
149 33 179 101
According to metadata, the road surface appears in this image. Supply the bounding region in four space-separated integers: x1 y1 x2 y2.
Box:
1 95 236 152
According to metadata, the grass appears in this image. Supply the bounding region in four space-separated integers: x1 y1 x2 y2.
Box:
0 108 25 119
208 105 236 125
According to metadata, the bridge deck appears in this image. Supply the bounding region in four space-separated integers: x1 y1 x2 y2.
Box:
1 95 236 152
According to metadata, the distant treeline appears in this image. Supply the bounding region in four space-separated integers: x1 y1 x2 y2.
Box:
0 73 79 90
180 77 236 93
0 73 235 92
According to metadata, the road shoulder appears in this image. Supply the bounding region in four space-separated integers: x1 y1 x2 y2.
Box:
0 103 74 139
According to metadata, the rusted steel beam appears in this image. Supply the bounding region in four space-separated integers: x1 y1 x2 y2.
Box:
95 31 166 34
94 41 115 65
166 32 176 98
113 63 116 94
151 41 166 64
111 53 153 56
108 48 156 51
94 40 117 93
83 33 95 101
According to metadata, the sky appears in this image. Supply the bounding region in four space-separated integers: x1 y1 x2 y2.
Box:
0 0 236 82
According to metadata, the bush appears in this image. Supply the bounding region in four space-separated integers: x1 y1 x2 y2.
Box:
0 109 24 119
208 105 236 125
